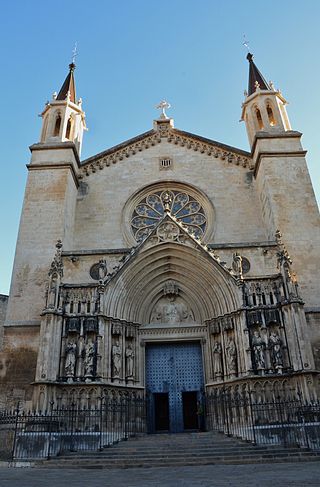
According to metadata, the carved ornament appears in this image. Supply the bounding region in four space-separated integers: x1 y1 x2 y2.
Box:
80 130 252 178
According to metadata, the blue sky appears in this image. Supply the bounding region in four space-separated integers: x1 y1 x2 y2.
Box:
0 0 319 294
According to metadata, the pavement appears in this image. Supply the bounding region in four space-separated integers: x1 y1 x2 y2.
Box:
0 462 320 487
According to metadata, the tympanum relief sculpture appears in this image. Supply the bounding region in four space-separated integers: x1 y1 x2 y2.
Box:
149 281 195 325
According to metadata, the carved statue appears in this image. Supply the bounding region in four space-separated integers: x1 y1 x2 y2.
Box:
65 340 77 377
269 332 283 372
47 240 63 309
252 331 266 370
212 342 223 379
150 307 162 322
125 344 135 379
112 341 122 378
226 339 237 376
84 339 95 377
47 277 58 308
232 252 243 278
161 190 173 210
163 295 180 323
98 259 107 280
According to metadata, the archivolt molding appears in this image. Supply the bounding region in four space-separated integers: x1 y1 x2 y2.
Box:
102 241 242 324
79 128 253 178
103 212 239 290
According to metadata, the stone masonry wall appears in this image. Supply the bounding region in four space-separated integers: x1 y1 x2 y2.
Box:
74 140 266 251
0 294 8 350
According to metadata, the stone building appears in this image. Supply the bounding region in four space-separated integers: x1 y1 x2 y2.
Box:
1 54 319 432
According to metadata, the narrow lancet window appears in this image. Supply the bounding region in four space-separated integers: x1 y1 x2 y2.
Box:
256 108 263 130
66 117 72 140
267 104 276 126
53 114 61 137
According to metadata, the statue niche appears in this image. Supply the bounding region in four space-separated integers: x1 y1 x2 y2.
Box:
149 281 194 325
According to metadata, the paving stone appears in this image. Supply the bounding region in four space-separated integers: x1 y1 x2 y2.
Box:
0 462 320 487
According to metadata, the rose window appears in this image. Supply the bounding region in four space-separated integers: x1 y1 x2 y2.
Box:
131 190 207 242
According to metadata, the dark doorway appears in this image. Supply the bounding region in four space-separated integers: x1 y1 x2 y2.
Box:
182 391 198 430
146 342 204 433
154 393 170 431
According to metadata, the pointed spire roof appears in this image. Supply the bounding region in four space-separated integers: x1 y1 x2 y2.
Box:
246 53 271 95
57 63 76 103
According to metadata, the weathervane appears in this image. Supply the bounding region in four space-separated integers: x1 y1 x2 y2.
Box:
72 42 78 64
243 34 250 53
156 99 171 119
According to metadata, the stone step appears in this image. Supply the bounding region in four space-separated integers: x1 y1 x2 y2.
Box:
62 447 308 459
33 431 320 469
39 452 320 469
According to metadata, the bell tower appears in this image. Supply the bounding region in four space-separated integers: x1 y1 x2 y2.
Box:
241 53 320 312
241 53 291 147
5 62 86 330
40 62 86 155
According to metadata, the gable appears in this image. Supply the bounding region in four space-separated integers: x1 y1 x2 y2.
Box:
80 123 253 178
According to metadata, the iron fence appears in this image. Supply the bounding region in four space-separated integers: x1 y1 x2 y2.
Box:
1 391 320 461
0 395 146 460
205 390 320 451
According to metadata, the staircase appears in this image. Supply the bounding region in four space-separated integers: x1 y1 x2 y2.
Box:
36 431 320 468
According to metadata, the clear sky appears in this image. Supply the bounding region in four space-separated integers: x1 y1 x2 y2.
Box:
0 0 319 295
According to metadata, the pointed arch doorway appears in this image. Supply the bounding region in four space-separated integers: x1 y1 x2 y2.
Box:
146 341 204 433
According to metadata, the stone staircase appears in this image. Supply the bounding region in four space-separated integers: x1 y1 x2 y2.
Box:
36 431 320 468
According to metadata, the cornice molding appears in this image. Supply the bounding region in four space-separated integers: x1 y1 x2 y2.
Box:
251 130 302 156
29 141 81 167
79 127 252 178
254 150 307 177
27 162 79 188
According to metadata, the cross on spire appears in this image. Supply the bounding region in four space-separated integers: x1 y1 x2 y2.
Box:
243 34 250 53
72 42 78 64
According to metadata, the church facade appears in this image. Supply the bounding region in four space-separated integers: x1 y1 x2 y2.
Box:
1 55 320 433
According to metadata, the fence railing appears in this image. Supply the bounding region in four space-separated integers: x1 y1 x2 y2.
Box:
0 396 146 460
1 392 320 461
205 390 320 451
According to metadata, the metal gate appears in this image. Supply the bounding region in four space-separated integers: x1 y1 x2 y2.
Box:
146 342 204 433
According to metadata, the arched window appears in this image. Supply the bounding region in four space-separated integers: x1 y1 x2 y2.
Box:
266 103 276 126
255 108 263 130
53 114 61 137
66 117 73 140
131 189 207 242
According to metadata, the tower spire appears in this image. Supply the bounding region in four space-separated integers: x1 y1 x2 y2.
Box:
57 62 76 103
38 59 86 155
246 52 271 95
241 53 291 147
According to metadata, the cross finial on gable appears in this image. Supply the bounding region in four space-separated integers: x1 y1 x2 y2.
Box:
156 99 171 119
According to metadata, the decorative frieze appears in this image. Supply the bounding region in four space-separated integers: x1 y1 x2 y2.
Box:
80 130 252 178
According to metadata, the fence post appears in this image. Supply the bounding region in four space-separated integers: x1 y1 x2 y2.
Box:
126 395 131 439
47 400 55 459
248 389 257 445
297 390 310 450
223 390 231 437
70 402 76 452
277 395 286 447
99 394 104 451
11 402 20 461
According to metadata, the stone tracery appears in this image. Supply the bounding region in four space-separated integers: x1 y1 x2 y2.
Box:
131 190 207 242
